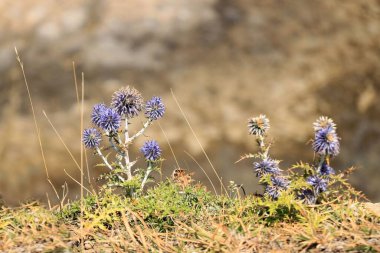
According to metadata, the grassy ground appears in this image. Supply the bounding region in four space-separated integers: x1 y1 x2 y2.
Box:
1 177 379 253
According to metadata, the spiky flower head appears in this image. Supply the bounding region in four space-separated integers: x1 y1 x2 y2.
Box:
141 140 162 162
111 86 143 118
248 114 270 136
312 126 340 156
320 162 335 176
99 107 121 132
82 128 102 148
298 189 316 204
253 157 282 178
307 175 328 193
265 176 290 199
313 116 337 132
145 97 165 120
91 103 107 127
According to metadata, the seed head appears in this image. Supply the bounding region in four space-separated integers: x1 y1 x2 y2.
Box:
248 114 270 136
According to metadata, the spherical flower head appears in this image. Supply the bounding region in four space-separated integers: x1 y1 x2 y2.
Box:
99 107 121 132
91 103 107 127
265 176 290 199
253 158 281 178
248 114 270 136
111 86 143 118
271 176 290 189
141 140 162 162
312 126 340 156
307 175 328 193
82 128 102 148
320 162 335 176
298 189 317 204
313 116 337 132
145 96 165 120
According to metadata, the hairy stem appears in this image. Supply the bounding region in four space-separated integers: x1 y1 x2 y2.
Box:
96 147 125 182
141 162 153 190
123 118 133 180
127 119 152 144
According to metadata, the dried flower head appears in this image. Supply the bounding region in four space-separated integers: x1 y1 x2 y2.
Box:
99 108 121 132
253 158 282 178
265 176 289 199
82 128 102 148
111 86 143 118
141 140 162 162
313 116 337 132
248 114 270 136
307 175 328 193
320 162 335 176
145 97 165 120
312 126 340 156
91 103 107 127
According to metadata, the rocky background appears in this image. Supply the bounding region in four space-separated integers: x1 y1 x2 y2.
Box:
0 0 379 205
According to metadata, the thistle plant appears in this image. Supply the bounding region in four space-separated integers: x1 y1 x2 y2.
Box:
244 115 341 204
82 86 165 196
246 115 289 200
300 116 340 203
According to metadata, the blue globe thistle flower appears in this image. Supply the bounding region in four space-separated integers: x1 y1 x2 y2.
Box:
265 176 290 199
99 108 121 132
91 103 107 127
271 176 290 189
320 162 335 176
307 175 328 193
298 189 317 204
312 126 340 156
313 116 337 132
82 128 102 148
145 97 165 120
141 140 162 162
253 158 282 178
111 86 143 118
248 114 270 136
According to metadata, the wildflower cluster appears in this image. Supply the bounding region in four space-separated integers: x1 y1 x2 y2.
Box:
300 116 339 203
246 115 340 204
82 86 165 195
247 115 289 200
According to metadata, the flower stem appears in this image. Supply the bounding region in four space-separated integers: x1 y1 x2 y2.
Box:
127 119 152 144
141 162 153 190
123 117 133 180
96 147 125 182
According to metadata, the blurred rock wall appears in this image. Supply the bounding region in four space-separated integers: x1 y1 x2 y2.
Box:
0 0 379 204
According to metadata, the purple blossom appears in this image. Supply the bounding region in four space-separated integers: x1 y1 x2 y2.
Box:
298 189 317 205
320 162 335 176
145 97 165 120
111 86 143 118
141 140 162 162
312 126 340 157
265 176 290 199
307 175 328 194
91 103 107 127
99 108 121 132
82 128 102 148
253 158 282 178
